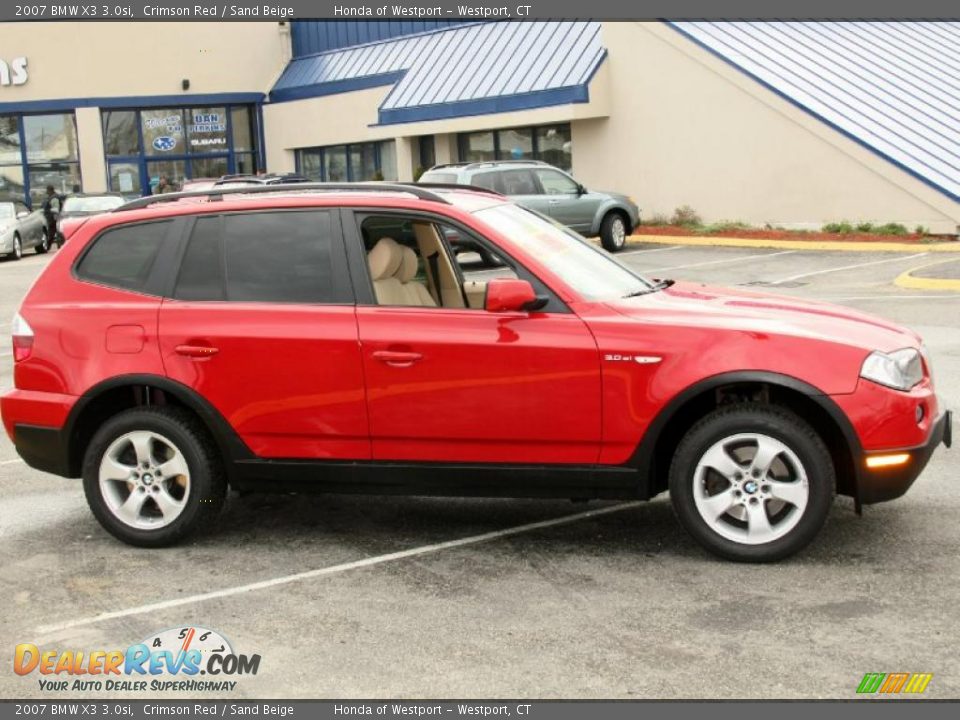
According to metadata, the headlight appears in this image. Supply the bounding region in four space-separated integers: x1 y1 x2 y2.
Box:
860 348 924 391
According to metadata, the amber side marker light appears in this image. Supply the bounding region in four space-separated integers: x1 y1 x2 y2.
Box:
865 453 911 469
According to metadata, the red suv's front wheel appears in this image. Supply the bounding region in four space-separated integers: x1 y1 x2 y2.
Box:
669 404 834 562
82 407 226 547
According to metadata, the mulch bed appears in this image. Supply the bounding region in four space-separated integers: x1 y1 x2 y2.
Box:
634 226 938 243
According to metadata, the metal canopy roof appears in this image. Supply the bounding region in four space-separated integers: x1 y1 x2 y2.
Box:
270 21 606 125
670 21 960 203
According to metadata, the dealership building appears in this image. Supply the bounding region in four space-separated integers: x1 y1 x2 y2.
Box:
0 20 957 233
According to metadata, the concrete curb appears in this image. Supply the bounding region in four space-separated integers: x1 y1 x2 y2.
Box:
626 234 960 253
894 260 960 292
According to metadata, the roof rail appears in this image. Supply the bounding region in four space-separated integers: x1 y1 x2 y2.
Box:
463 159 550 170
409 182 505 198
114 182 452 212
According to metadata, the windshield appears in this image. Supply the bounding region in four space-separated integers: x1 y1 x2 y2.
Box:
474 203 654 301
62 196 125 213
0 203 15 219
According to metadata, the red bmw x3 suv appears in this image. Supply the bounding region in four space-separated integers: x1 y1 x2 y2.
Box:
1 183 951 561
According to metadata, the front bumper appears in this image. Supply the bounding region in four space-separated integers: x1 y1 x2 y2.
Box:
859 410 952 504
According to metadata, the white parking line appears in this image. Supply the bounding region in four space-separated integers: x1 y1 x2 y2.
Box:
768 252 929 285
619 245 683 257
35 500 642 636
648 250 796 272
0 458 23 465
820 294 960 301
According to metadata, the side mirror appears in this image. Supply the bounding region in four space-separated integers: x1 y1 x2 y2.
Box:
485 278 548 313
577 184 587 195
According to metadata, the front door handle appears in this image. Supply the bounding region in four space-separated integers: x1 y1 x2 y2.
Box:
372 350 423 367
175 344 219 358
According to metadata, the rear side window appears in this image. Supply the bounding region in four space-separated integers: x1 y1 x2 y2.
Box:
76 221 169 292
174 211 345 304
471 171 502 193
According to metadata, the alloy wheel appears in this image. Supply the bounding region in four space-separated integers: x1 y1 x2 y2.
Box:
692 433 809 545
98 431 191 530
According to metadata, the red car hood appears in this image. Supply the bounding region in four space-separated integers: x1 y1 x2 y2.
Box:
604 281 920 353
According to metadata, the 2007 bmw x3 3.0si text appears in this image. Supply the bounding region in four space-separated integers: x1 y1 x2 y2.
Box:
0 183 952 561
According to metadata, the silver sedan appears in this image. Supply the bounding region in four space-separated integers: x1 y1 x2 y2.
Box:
0 199 49 260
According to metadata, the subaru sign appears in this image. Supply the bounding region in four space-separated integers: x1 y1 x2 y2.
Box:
153 136 177 152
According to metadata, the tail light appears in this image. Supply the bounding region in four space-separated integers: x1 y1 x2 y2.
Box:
11 312 33 362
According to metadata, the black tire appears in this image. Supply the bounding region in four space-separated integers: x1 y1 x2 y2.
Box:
668 404 834 563
35 229 50 254
82 406 226 547
599 211 629 252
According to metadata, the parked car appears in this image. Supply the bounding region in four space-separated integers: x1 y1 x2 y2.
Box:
0 183 950 561
0 198 50 260
419 160 640 252
213 173 311 187
56 194 127 246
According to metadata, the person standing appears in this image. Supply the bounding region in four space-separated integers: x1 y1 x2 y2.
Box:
155 175 173 194
41 185 63 250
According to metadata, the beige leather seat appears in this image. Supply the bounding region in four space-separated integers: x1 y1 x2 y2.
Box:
367 237 406 305
397 246 437 307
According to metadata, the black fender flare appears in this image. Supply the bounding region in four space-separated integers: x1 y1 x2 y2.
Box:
64 374 254 479
628 370 864 506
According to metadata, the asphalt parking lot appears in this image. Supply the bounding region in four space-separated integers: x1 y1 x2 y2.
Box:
2 242 958 700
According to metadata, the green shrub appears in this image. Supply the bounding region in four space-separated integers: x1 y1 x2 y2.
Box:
874 222 909 235
823 221 854 234
413 166 425 181
914 225 930 236
671 205 702 227
702 220 751 234
855 222 875 233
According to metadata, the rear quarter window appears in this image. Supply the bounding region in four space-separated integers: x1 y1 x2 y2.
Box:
75 220 170 292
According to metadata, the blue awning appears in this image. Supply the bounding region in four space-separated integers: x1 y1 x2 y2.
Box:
270 21 606 125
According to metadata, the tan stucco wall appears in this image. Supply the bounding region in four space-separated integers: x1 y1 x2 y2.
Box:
261 63 612 180
573 22 959 233
0 22 287 101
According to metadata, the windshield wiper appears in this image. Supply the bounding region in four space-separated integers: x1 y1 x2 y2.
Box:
623 278 674 298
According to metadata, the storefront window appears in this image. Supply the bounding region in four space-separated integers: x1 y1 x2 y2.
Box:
0 165 24 202
142 109 186 156
323 145 348 182
29 163 81 205
190 156 228 179
231 107 253 152
299 149 323 180
350 143 377 181
379 141 397 181
535 125 572 171
108 162 141 195
187 107 228 154
234 153 256 175
498 127 533 161
146 159 187 193
296 141 397 182
460 131 495 162
102 110 140 156
23 114 79 163
458 124 572 171
0 116 21 165
417 136 435 172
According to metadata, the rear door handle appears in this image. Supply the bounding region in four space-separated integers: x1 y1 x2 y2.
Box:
372 350 423 367
175 344 219 358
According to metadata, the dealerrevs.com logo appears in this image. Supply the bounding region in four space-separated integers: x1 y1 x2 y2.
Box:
856 672 933 695
15 626 260 693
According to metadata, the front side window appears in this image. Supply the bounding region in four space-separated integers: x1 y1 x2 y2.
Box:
174 211 343 304
475 204 652 302
142 109 185 156
535 169 579 195
76 221 170 292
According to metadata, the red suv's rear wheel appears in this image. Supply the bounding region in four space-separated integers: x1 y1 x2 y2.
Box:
668 404 834 562
82 407 226 547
